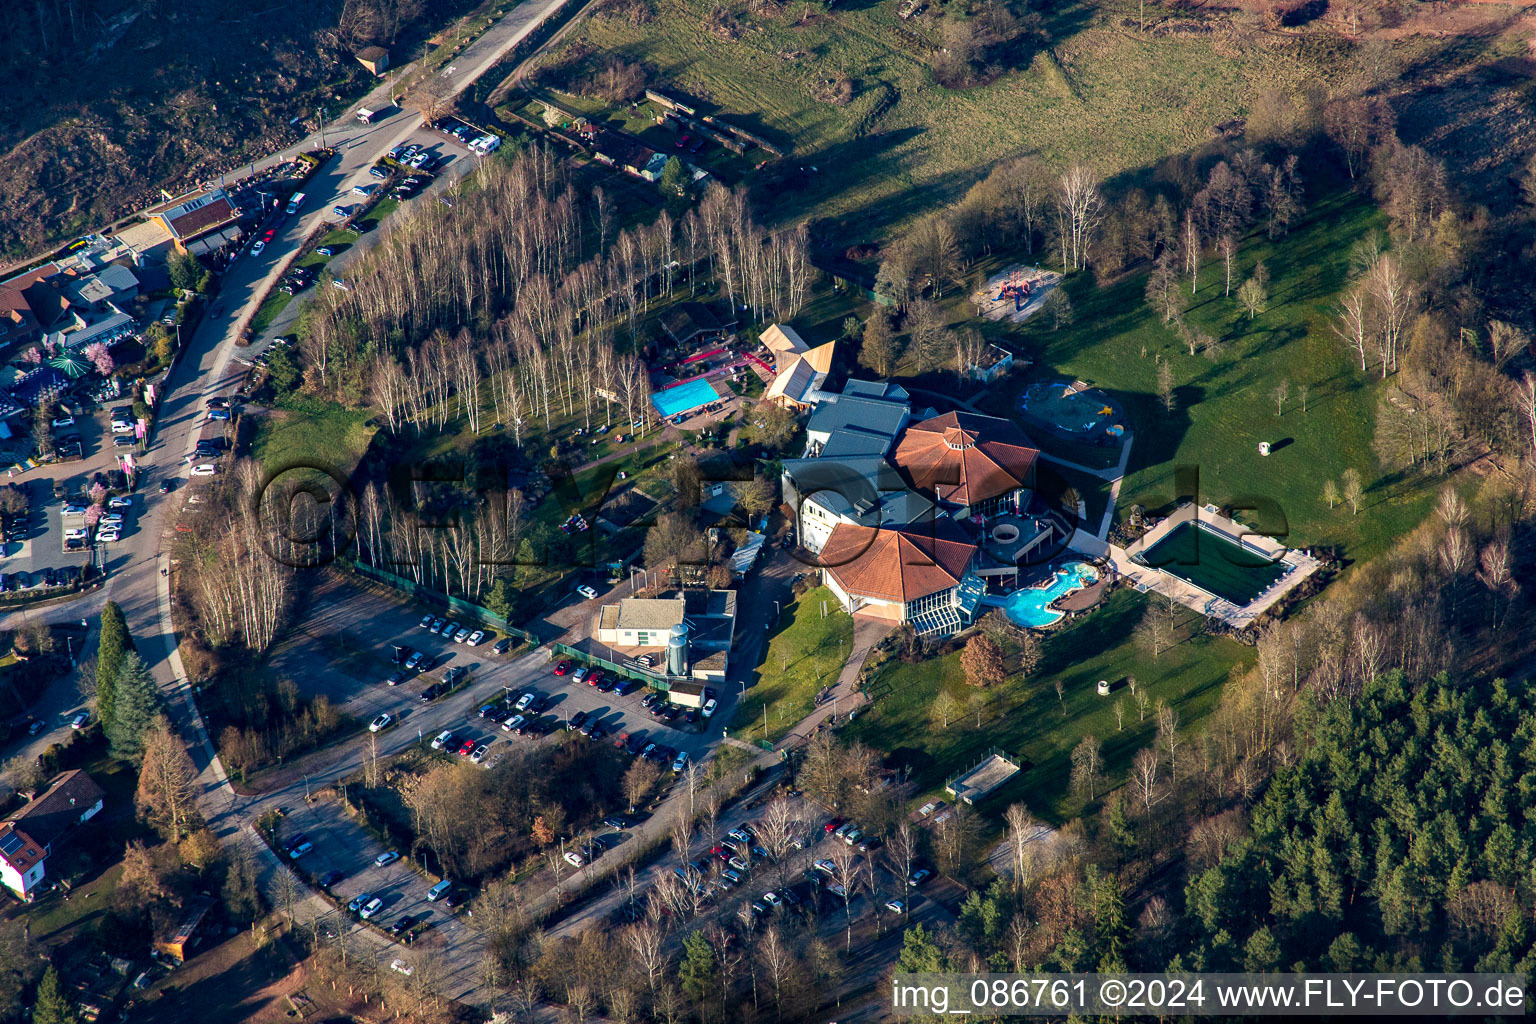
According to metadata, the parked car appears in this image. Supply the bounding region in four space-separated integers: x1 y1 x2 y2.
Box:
389 915 411 936
347 892 374 912
501 715 526 733
316 246 336 256
572 666 590 684
404 650 424 670
576 584 599 600
318 871 344 889
419 614 435 629
51 415 74 428
440 621 459 640
419 683 444 703
251 240 266 255
359 898 384 920
288 841 313 859
466 630 487 646
108 496 132 509
369 712 394 733
431 730 453 750
390 957 413 975
469 743 490 764
568 710 588 732
453 626 470 643
70 712 89 730
428 617 447 634
492 637 513 654
374 850 400 867
96 529 121 543
671 751 690 773
907 868 933 888
515 692 537 712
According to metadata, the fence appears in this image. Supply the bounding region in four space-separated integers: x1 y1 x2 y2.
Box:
547 641 662 690
344 560 539 644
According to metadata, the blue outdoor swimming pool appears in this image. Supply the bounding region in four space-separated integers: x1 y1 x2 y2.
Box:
652 377 719 417
982 562 1099 628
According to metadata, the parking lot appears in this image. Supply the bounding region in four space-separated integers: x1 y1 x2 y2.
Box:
269 798 485 995
277 573 722 769
1 402 146 581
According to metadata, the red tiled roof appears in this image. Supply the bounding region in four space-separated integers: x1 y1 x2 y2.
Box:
821 522 976 604
892 411 1038 507
163 196 239 240
0 823 46 877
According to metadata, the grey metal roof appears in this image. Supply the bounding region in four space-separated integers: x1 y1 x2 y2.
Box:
783 458 933 528
806 395 909 441
819 429 899 460
841 378 910 402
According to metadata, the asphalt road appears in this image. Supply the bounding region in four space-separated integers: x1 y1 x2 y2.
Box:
0 0 599 1008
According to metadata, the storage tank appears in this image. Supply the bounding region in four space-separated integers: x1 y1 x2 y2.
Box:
666 623 690 677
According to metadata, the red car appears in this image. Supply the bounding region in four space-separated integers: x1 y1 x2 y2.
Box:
824 817 844 833
553 661 571 676
457 739 477 756
587 670 604 687
263 228 276 241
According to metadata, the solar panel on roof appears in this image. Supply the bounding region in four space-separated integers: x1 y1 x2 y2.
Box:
0 833 24 856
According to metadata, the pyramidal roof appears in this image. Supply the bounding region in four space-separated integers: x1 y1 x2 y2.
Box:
893 411 1039 507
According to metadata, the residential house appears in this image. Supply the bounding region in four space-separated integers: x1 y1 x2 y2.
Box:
0 770 106 900
0 264 67 350
152 191 242 256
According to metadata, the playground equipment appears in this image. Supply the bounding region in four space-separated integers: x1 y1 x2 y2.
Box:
994 268 1033 311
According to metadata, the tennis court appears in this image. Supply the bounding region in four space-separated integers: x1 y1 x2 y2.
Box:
1139 521 1287 605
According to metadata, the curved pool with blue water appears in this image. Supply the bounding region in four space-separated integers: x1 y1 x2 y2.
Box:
982 562 1099 628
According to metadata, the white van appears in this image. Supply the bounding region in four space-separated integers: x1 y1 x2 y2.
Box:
426 879 452 902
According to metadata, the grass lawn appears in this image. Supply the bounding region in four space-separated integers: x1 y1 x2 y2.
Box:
847 589 1252 822
252 399 377 474
732 585 854 743
247 228 361 336
530 439 680 528
569 0 1353 238
1005 184 1436 565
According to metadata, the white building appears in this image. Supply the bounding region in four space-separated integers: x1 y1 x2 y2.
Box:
0 770 105 900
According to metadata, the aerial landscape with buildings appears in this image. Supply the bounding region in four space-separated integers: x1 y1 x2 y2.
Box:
0 0 1535 1020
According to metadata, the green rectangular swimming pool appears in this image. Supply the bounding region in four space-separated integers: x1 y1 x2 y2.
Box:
1140 521 1287 606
